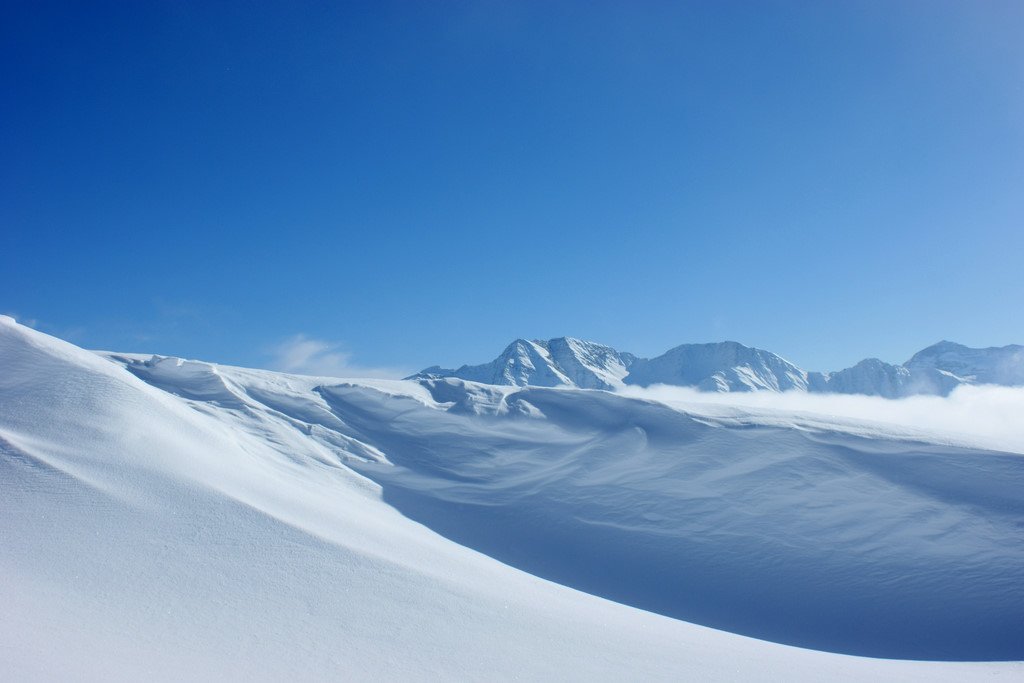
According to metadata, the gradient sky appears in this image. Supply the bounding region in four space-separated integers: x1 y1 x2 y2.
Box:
4 1 1023 376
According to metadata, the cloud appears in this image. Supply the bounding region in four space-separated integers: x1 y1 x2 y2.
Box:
268 334 408 379
3 312 39 328
617 383 1024 455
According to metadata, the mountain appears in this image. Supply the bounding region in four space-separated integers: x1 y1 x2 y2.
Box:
810 358 905 398
415 338 1024 397
544 336 638 389
812 359 962 399
409 337 635 390
905 341 1024 385
3 316 1024 677
813 342 1024 398
624 341 808 392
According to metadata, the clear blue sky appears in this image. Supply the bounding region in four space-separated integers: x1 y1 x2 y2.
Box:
3 1 1023 375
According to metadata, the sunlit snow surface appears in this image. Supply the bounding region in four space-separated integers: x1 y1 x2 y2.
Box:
1 316 1022 681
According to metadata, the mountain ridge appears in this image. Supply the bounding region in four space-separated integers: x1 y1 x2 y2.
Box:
410 338 1024 397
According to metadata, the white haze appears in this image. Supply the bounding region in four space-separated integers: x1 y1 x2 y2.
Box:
617 383 1024 455
267 333 409 379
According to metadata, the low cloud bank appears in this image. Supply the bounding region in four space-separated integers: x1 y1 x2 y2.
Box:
617 383 1024 455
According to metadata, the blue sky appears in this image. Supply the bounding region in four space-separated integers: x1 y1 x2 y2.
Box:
3 1 1023 375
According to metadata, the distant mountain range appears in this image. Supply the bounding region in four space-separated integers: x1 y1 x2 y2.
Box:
411 338 1024 397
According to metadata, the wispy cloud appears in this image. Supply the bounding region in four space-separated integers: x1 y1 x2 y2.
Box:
3 312 39 328
268 334 408 379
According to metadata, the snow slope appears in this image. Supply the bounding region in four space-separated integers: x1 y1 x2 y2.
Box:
2 317 1022 680
543 336 637 389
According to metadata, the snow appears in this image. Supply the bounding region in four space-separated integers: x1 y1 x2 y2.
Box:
818 358 915 398
409 336 634 390
414 336 1024 397
1 316 1022 681
906 340 1024 385
625 341 810 392
542 337 636 389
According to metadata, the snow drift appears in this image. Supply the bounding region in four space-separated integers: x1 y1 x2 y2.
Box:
1 316 1022 681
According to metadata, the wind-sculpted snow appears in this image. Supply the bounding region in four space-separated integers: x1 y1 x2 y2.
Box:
2 317 1023 681
320 379 1024 660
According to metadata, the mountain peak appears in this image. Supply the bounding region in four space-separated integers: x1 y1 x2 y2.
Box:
411 336 1024 397
905 340 1024 385
913 340 968 355
625 340 807 392
408 337 633 390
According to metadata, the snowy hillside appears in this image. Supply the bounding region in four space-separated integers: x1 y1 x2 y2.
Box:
416 337 1024 396
2 317 1023 681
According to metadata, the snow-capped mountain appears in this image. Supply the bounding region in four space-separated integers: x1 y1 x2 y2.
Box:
624 341 809 392
410 337 635 390
415 337 1024 396
810 359 961 399
905 341 1024 386
544 337 638 389
810 358 910 398
811 342 1024 398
